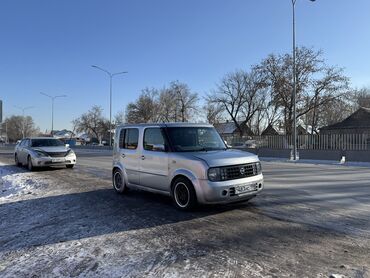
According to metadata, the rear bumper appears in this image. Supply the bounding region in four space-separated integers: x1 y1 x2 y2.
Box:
195 174 264 204
31 155 77 167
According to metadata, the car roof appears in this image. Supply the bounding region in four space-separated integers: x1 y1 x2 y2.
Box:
24 137 61 140
116 122 214 129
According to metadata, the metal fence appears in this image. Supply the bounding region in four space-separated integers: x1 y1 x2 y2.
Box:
223 133 370 151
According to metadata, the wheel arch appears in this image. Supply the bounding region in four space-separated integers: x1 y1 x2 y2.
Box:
112 163 129 186
170 169 201 203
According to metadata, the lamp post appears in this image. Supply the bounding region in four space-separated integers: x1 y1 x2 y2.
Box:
91 65 128 147
40 93 67 136
14 105 34 138
291 0 316 161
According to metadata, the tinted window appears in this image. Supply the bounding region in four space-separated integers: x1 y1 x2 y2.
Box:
144 128 166 151
119 129 125 149
22 139 30 147
122 128 139 150
167 127 226 152
31 139 64 147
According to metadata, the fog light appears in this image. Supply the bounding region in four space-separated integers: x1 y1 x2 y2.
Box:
222 190 228 196
258 184 262 189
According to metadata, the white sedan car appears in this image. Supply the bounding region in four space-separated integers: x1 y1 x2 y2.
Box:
14 137 77 171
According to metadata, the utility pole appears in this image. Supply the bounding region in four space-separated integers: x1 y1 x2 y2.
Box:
40 93 67 136
290 0 316 160
92 65 127 147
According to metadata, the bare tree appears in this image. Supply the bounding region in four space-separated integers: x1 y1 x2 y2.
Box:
125 82 198 124
114 109 126 125
312 98 353 129
209 70 265 136
125 88 160 124
255 47 350 134
203 101 224 125
4 115 39 142
168 81 199 122
158 87 177 122
73 106 109 144
353 87 370 108
241 70 267 133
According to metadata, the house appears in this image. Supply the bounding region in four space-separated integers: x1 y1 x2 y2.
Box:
261 124 279 136
320 107 370 135
214 121 254 139
297 125 309 135
53 129 75 138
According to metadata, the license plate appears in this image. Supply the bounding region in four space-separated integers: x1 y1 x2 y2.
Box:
235 183 257 195
52 158 65 163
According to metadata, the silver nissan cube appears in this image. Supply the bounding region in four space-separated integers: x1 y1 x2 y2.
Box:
112 123 263 210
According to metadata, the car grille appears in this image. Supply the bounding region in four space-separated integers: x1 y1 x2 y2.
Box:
220 163 259 181
47 152 67 157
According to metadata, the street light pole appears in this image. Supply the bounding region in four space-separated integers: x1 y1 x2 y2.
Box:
291 0 316 161
91 65 127 147
40 93 67 136
14 105 34 138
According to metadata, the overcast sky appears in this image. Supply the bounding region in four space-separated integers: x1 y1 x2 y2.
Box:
1 0 369 131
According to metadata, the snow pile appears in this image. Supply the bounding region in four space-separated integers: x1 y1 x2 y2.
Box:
0 162 48 200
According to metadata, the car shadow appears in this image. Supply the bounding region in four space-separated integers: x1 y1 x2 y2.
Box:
0 187 255 253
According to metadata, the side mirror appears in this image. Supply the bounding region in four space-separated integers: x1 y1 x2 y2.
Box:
65 144 70 148
152 144 166 152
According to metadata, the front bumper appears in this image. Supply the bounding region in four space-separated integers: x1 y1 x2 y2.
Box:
195 174 264 204
31 155 77 167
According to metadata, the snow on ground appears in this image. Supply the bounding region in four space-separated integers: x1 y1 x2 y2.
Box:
0 162 48 201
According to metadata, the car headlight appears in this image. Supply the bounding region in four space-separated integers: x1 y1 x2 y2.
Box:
208 168 220 181
65 149 75 156
34 150 48 157
256 162 262 174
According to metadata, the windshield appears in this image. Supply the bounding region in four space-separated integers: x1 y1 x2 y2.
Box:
166 127 226 152
31 139 65 147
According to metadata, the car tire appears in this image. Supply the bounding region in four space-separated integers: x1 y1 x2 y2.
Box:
27 156 34 171
66 165 74 169
112 169 128 194
15 154 21 167
172 177 197 210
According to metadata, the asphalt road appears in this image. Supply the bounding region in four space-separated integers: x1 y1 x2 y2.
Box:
1 147 370 277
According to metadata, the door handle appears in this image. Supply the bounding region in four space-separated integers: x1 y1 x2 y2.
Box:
141 155 145 160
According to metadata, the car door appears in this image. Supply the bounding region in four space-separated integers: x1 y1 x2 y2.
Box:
19 139 29 164
119 128 140 186
15 140 25 163
140 127 169 191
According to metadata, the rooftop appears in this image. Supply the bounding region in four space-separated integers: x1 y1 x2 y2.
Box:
321 107 370 130
117 122 213 129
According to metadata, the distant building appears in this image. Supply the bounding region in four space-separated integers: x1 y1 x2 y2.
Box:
297 125 309 135
53 129 75 139
320 107 370 135
214 121 254 139
261 124 279 136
